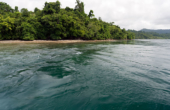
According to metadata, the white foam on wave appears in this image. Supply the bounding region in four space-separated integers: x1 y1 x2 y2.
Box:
76 52 82 55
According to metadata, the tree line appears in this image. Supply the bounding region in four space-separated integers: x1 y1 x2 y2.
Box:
0 0 135 40
129 30 170 39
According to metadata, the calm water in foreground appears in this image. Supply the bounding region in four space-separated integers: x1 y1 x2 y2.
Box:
0 40 170 110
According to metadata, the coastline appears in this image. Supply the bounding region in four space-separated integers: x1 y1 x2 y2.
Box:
0 39 122 44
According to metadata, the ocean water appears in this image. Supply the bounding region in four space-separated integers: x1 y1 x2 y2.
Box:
0 40 170 110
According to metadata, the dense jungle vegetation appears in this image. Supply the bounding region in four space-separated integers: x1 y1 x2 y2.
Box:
0 0 135 40
130 30 170 39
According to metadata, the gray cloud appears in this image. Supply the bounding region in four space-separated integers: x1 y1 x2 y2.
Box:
2 0 170 30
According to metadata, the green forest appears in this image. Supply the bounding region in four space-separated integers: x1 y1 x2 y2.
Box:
130 30 170 39
0 0 135 40
140 29 170 34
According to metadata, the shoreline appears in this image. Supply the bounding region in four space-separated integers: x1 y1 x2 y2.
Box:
0 39 124 44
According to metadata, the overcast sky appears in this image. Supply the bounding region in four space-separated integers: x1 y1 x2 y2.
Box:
2 0 170 30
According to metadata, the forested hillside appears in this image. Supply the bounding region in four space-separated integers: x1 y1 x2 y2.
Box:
130 30 170 39
140 29 170 34
0 0 135 40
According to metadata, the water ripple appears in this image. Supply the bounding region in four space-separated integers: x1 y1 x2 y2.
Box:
0 40 170 110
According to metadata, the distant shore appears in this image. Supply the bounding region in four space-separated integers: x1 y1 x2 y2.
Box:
0 40 121 44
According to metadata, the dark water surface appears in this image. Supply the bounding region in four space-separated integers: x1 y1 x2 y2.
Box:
0 40 170 110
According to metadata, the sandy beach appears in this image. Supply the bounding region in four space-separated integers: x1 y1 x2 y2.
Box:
0 40 118 44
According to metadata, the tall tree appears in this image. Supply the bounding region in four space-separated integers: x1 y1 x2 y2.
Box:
15 6 19 12
55 1 61 13
34 7 39 13
21 8 30 17
88 10 94 18
75 0 84 13
0 2 13 14
42 1 61 15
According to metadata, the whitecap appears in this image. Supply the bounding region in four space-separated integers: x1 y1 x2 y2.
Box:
76 52 82 55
